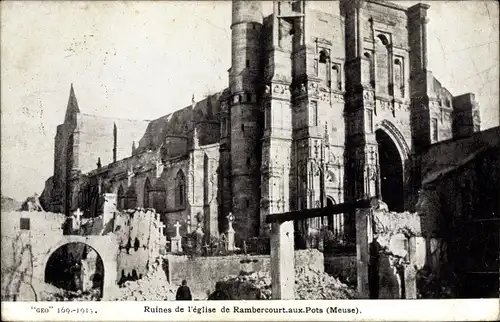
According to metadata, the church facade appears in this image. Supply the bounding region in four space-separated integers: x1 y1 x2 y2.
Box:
41 0 481 243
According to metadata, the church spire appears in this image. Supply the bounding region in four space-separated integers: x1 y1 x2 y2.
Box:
65 83 80 123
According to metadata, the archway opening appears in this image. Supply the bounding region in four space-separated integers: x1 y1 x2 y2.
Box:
376 129 404 212
44 242 104 300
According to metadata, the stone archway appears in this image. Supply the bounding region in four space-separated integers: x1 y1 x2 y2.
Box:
36 235 118 300
44 242 104 299
375 129 404 212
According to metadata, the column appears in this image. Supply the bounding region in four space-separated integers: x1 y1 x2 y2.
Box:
356 207 373 298
270 220 295 300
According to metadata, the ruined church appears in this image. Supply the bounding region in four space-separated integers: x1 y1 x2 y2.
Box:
41 0 481 243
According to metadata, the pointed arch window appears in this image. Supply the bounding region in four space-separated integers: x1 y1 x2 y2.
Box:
117 185 125 211
125 186 137 210
332 64 341 90
318 49 330 87
431 118 439 142
375 34 390 95
175 170 186 208
310 100 318 127
394 58 404 98
152 173 167 213
363 52 375 88
143 177 152 208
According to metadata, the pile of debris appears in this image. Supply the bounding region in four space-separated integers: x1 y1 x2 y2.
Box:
294 267 356 300
214 249 356 300
214 268 355 300
43 288 102 301
110 257 178 301
215 271 272 300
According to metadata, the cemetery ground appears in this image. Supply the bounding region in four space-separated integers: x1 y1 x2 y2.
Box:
1 209 358 302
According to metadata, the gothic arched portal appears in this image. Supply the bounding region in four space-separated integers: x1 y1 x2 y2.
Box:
375 129 404 212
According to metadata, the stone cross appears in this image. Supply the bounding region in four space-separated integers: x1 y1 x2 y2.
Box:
74 208 82 222
171 222 183 254
227 213 235 233
174 221 182 238
203 243 210 255
158 221 165 238
73 208 83 230
226 213 235 251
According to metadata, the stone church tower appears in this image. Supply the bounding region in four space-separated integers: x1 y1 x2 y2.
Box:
227 0 480 242
43 0 481 246
229 1 265 241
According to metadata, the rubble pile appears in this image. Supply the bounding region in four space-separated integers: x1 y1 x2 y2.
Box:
217 271 272 300
215 250 356 300
294 267 356 300
43 288 102 301
294 249 356 300
110 257 178 301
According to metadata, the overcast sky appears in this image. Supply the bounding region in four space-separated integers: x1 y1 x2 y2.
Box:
1 1 498 201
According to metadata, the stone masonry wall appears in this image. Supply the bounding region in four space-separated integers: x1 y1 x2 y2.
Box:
369 203 426 299
166 254 270 299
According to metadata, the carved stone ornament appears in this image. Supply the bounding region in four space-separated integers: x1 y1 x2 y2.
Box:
473 109 481 123
308 82 319 95
368 167 377 180
293 82 308 97
363 90 374 102
332 93 344 103
329 152 337 164
326 170 336 183
273 84 284 94
376 99 395 114
443 111 451 121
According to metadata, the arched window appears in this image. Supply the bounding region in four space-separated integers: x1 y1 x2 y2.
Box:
332 64 341 90
153 182 167 213
394 58 404 97
363 52 374 88
117 185 125 211
310 100 318 126
375 34 390 95
318 49 330 87
125 186 137 210
175 170 186 208
431 118 439 142
143 178 152 208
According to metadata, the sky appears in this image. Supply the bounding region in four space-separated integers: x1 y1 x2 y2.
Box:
1 1 499 201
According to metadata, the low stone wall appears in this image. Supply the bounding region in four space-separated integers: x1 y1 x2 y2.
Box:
324 255 357 285
165 255 270 298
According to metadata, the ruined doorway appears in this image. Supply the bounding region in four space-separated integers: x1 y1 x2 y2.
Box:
44 242 104 300
375 129 404 212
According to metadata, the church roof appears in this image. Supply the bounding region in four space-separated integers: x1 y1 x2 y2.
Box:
134 89 227 154
77 114 150 172
421 126 500 186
